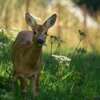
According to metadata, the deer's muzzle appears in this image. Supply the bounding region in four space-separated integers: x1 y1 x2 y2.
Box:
37 33 46 44
37 38 44 44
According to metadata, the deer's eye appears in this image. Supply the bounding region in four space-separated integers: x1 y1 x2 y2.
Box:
34 31 36 35
44 32 47 35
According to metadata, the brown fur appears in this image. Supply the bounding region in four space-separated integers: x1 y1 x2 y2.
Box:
12 30 43 96
12 13 57 97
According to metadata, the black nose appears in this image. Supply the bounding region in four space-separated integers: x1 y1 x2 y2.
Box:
37 38 44 44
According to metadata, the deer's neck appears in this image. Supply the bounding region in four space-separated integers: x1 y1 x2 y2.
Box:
30 41 42 61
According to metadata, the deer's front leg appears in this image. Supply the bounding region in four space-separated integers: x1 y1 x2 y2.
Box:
32 73 40 97
19 77 28 94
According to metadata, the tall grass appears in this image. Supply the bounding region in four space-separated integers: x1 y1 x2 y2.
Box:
0 30 100 100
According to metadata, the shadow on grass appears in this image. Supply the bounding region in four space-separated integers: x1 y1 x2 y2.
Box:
39 52 100 100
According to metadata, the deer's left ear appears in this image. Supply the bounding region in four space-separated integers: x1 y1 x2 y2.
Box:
43 14 57 29
25 12 37 28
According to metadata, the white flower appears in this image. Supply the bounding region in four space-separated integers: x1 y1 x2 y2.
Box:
52 54 71 66
52 54 71 62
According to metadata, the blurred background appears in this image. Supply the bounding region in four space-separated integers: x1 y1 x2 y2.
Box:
0 0 100 100
0 0 100 52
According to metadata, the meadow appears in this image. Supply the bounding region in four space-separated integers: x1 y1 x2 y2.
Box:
0 30 100 100
0 0 100 99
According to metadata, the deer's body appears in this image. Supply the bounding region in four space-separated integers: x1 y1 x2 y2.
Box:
13 31 42 78
12 12 57 97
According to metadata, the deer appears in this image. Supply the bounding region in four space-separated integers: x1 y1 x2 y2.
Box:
12 12 57 98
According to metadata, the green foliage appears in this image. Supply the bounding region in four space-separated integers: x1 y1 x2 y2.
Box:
0 30 13 77
0 31 100 100
72 0 100 12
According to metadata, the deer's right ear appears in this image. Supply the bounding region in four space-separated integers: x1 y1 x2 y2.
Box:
25 12 37 28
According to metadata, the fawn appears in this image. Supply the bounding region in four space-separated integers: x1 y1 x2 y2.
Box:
12 12 57 97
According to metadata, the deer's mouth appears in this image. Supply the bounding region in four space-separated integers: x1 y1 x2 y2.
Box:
37 34 46 45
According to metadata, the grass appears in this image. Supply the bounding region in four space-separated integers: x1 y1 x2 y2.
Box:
0 31 100 100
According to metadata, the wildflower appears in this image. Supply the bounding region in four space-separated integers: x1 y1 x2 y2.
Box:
78 30 86 40
52 54 71 66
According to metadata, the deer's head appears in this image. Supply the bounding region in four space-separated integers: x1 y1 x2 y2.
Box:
25 12 57 46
